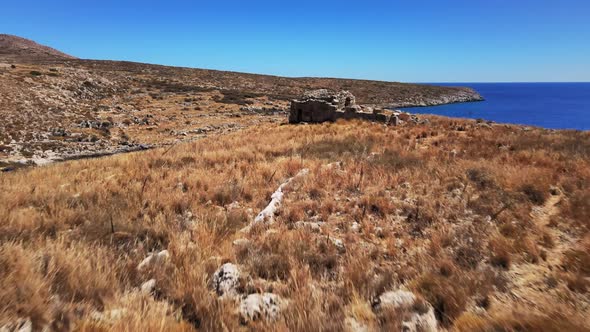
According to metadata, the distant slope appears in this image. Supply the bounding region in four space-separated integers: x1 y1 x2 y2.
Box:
0 34 76 62
69 59 484 107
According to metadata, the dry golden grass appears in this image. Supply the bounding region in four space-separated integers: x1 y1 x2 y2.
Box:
1 117 589 330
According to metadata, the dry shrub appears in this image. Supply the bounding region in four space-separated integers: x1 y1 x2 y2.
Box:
562 238 590 277
489 236 513 269
540 230 555 248
282 268 344 331
438 258 456 277
211 181 243 206
565 190 590 228
452 225 487 270
359 194 395 219
520 183 548 205
404 199 437 236
294 236 339 278
466 168 496 189
413 273 468 326
461 308 590 332
515 236 540 264
300 135 372 160
453 312 488 331
563 273 589 293
0 244 50 329
370 149 422 170
239 232 293 281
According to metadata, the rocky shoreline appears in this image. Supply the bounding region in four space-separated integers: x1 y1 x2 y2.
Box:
386 87 484 108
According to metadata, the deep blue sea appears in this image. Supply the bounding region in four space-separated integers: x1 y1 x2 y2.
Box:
401 83 590 130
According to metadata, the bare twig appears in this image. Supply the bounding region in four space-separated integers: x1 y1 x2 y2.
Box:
110 215 115 234
267 169 277 184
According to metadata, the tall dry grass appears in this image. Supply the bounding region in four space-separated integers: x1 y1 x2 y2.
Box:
1 117 589 330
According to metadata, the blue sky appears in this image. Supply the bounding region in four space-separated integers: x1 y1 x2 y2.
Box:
3 0 589 82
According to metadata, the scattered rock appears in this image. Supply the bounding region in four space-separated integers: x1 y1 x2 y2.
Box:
137 249 170 271
295 221 323 233
254 168 309 224
233 238 250 246
239 293 284 322
141 278 156 294
344 316 370 332
226 201 241 210
90 309 127 323
330 237 346 253
372 290 437 332
212 263 241 297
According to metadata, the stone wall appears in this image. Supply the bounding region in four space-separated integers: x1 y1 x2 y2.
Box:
289 90 391 124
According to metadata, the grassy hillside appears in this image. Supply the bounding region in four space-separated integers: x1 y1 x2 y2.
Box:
1 118 589 331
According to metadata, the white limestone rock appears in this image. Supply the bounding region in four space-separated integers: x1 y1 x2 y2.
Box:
137 249 170 271
212 263 241 297
140 278 156 294
239 293 284 322
373 290 437 332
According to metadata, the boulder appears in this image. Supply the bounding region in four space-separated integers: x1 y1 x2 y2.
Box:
137 249 170 271
239 293 284 322
372 290 437 332
212 263 241 297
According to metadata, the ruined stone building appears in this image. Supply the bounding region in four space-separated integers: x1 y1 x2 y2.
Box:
289 89 394 124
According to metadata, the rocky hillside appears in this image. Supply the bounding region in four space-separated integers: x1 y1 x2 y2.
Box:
0 34 76 62
0 35 483 168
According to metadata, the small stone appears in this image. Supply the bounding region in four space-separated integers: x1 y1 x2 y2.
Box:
141 279 156 294
232 238 250 246
137 250 170 271
330 237 345 252
90 309 127 323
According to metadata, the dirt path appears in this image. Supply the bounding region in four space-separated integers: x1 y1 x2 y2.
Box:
501 191 585 310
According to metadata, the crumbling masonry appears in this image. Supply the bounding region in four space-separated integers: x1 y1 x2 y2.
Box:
289 89 397 124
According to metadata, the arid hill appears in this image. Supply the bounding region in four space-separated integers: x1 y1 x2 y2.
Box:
5 35 588 332
0 35 482 168
0 34 77 62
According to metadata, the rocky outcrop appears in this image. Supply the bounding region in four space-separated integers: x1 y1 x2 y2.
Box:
239 293 284 322
388 87 484 108
372 290 437 332
212 263 241 297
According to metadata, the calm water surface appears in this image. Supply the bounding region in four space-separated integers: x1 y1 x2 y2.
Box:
402 83 590 130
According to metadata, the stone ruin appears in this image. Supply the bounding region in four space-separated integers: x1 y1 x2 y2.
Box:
289 89 400 125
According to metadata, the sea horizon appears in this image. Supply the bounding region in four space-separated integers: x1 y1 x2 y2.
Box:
401 82 590 130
